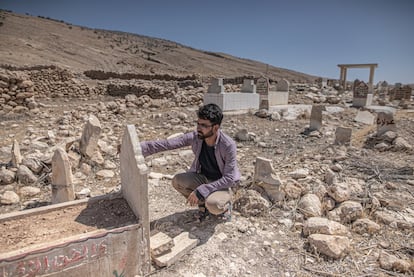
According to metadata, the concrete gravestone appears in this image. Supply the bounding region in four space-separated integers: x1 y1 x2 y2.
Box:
376 111 396 136
335 127 352 145
0 126 152 277
309 105 325 131
268 79 289 106
389 85 412 101
207 78 224 94
256 77 270 109
352 80 372 107
120 124 151 273
204 78 259 111
277 79 290 92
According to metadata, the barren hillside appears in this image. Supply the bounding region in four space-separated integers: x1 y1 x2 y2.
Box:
0 10 317 82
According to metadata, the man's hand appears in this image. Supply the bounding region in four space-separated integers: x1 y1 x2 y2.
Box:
187 191 199 206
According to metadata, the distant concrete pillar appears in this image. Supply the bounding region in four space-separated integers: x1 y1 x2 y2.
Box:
343 68 347 89
368 65 376 93
339 67 345 86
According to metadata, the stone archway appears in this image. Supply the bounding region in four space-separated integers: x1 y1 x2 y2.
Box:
337 63 378 92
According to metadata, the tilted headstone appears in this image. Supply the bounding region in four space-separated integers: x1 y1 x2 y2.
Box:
309 105 325 131
376 111 396 136
241 79 256 93
79 114 101 158
335 127 352 145
51 148 75 204
207 78 224 94
254 157 284 202
120 124 151 272
277 79 290 92
354 110 375 125
11 139 22 168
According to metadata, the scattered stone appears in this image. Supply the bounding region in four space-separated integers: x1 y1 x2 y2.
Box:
281 179 305 200
0 167 16 184
0 190 20 204
22 157 43 174
324 169 336 185
152 232 198 267
150 231 175 257
298 194 322 218
234 189 270 217
303 217 349 237
327 182 350 203
235 129 254 141
96 169 115 179
289 168 309 179
327 201 363 223
308 234 350 259
75 188 91 199
19 186 41 197
378 251 412 273
16 165 38 185
352 218 381 234
392 137 412 151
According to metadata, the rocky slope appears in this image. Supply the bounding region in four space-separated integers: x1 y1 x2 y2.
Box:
0 10 317 82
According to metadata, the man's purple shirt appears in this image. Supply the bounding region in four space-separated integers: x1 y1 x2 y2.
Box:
140 129 240 198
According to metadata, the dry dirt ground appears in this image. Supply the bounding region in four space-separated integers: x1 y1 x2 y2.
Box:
1 93 414 276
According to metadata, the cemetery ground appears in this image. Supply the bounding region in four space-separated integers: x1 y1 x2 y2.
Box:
1 93 414 276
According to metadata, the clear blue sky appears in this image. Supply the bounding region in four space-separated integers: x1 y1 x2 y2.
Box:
1 0 413 84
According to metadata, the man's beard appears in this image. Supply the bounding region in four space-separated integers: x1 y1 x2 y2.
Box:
197 130 214 140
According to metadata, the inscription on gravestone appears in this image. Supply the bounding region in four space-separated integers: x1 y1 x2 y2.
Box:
353 80 369 98
256 77 269 109
376 111 396 136
256 77 269 96
389 85 412 101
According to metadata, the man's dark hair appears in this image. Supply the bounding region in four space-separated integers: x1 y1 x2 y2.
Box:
198 103 223 125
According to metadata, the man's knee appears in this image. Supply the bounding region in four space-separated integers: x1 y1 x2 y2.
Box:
172 174 181 190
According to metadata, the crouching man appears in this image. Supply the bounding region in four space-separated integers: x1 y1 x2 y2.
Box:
140 103 240 221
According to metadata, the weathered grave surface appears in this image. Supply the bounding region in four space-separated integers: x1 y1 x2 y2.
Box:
0 194 148 277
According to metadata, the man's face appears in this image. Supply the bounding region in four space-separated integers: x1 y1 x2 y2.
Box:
196 118 217 140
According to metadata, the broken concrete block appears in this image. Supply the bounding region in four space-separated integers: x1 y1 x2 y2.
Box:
150 231 174 257
152 232 198 267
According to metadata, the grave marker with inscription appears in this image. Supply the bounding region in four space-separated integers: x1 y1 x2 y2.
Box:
0 124 151 276
352 80 372 107
376 111 396 136
207 78 224 94
256 77 270 109
389 85 412 101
